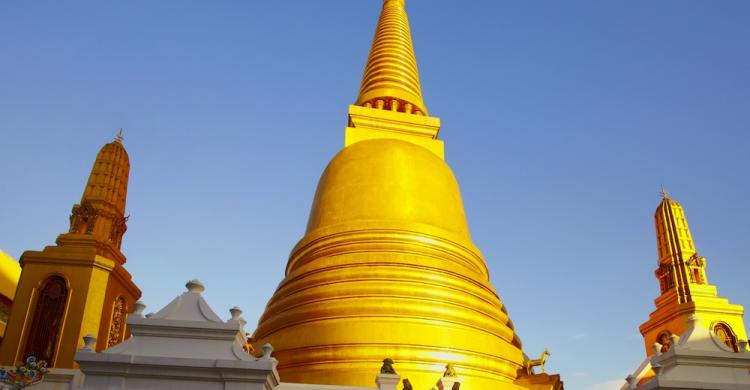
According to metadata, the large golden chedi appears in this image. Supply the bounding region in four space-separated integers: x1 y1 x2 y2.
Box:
253 1 532 388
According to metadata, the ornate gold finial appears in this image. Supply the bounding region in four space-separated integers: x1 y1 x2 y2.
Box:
115 128 124 143
660 185 669 199
356 0 427 115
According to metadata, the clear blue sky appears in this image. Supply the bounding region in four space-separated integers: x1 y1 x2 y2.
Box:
1 1 749 389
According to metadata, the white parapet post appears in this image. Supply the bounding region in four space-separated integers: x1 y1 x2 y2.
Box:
436 377 460 390
375 373 401 390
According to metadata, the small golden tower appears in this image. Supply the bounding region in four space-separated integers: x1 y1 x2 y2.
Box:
0 133 141 368
640 190 747 354
252 1 551 388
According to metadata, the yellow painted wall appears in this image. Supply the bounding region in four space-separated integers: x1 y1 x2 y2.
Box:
0 247 122 367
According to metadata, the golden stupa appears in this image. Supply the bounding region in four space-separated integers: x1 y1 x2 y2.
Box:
253 1 543 388
639 190 747 355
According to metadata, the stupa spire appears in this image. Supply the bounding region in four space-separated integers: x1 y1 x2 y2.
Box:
80 132 130 215
356 0 427 115
655 194 696 265
654 194 699 304
59 133 131 260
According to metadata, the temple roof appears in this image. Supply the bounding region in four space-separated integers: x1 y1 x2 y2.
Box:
75 280 281 388
95 279 253 361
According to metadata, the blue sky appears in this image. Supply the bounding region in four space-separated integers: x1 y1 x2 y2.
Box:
1 1 749 389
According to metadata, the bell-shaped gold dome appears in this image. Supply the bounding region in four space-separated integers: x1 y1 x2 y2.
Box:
305 139 469 239
253 139 526 389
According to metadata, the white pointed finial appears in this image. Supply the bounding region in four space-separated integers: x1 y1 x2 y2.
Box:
115 128 124 143
82 334 97 351
669 334 680 349
261 343 274 360
186 279 205 293
132 300 146 317
652 342 662 356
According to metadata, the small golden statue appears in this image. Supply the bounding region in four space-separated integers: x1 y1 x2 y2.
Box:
524 348 550 375
443 363 457 377
243 333 255 355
